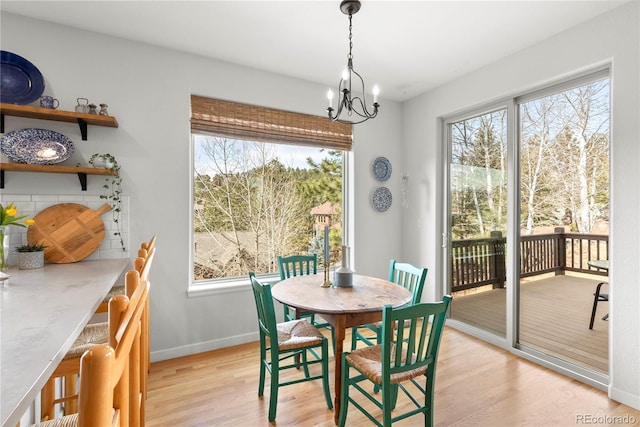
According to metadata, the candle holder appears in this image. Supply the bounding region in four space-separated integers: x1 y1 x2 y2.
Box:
321 261 332 288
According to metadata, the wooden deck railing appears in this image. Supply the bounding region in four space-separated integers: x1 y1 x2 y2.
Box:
451 227 608 292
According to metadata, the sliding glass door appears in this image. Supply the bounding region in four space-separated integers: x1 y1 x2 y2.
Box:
517 74 610 375
445 70 610 379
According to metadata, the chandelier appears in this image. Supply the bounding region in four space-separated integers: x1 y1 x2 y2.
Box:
326 0 379 124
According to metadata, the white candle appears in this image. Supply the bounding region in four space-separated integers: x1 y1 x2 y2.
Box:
327 89 334 108
324 225 330 263
373 85 380 104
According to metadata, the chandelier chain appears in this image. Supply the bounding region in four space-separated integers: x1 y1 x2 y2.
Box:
348 13 353 60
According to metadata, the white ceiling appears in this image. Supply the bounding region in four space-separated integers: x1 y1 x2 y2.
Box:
1 0 630 102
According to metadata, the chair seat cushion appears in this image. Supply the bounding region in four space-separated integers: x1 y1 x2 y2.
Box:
276 319 324 351
346 344 427 385
63 322 108 359
31 409 117 426
102 284 125 303
31 413 78 426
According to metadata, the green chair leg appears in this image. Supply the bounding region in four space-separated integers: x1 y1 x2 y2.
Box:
301 349 310 378
258 337 266 397
322 339 333 409
268 362 279 421
338 353 350 427
350 327 358 350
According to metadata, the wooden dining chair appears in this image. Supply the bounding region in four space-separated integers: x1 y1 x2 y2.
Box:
40 243 155 421
249 272 333 422
277 254 335 353
351 259 428 350
338 296 451 427
32 270 149 427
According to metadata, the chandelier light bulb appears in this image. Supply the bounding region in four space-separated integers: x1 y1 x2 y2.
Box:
373 85 379 104
342 69 350 81
327 89 334 107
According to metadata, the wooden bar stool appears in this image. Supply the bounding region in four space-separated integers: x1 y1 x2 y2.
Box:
32 270 149 427
40 243 155 421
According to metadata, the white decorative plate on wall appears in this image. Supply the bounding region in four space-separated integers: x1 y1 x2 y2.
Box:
372 156 392 182
372 187 392 212
0 128 75 165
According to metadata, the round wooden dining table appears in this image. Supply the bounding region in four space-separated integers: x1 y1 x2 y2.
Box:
271 273 412 424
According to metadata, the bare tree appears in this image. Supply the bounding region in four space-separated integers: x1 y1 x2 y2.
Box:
194 136 311 277
561 80 610 232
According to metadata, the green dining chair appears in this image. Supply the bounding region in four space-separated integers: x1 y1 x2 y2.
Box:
249 272 333 422
351 259 428 350
339 296 451 427
277 254 336 354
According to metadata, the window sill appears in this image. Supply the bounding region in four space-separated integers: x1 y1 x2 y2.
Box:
187 273 281 298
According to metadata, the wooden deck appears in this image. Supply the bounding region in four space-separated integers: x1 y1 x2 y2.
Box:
450 274 608 374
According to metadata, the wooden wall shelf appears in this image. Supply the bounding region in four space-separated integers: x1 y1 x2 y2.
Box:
0 103 119 140
0 163 116 191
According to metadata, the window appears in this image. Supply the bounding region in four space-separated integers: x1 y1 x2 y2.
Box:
190 96 352 284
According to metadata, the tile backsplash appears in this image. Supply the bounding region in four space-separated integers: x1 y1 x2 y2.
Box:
1 194 129 266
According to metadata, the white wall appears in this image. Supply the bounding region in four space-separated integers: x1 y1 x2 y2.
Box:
402 1 639 409
1 13 403 359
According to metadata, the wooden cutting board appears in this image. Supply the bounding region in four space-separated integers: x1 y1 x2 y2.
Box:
27 203 112 264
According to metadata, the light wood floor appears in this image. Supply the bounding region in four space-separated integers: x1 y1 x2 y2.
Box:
146 327 639 426
451 274 608 373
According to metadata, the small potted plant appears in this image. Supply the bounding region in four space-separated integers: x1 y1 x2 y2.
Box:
89 153 116 169
15 243 47 270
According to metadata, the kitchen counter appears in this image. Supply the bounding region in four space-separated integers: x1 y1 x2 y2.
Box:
1 258 128 427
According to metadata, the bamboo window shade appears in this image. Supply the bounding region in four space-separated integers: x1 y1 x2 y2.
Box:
191 95 352 151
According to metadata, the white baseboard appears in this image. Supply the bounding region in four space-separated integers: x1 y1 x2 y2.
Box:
150 332 259 362
610 386 640 411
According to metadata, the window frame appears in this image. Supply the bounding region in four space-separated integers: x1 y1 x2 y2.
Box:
188 97 353 296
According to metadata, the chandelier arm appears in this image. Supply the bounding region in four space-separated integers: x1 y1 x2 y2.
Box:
348 69 378 118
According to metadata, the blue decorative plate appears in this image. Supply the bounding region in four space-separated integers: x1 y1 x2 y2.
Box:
373 156 391 181
1 128 75 165
0 51 45 105
372 187 392 212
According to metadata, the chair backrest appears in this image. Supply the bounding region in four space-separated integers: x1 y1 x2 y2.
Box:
78 270 149 427
381 296 451 385
249 272 279 350
138 246 156 281
277 254 317 280
141 235 156 253
126 246 155 297
388 259 428 305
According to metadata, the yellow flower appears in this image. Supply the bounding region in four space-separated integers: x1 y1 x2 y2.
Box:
25 219 36 226
1 202 31 227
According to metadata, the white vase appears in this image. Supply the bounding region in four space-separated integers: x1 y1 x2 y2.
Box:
334 245 354 287
0 225 9 272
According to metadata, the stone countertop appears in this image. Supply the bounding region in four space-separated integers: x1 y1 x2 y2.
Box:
1 258 128 427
